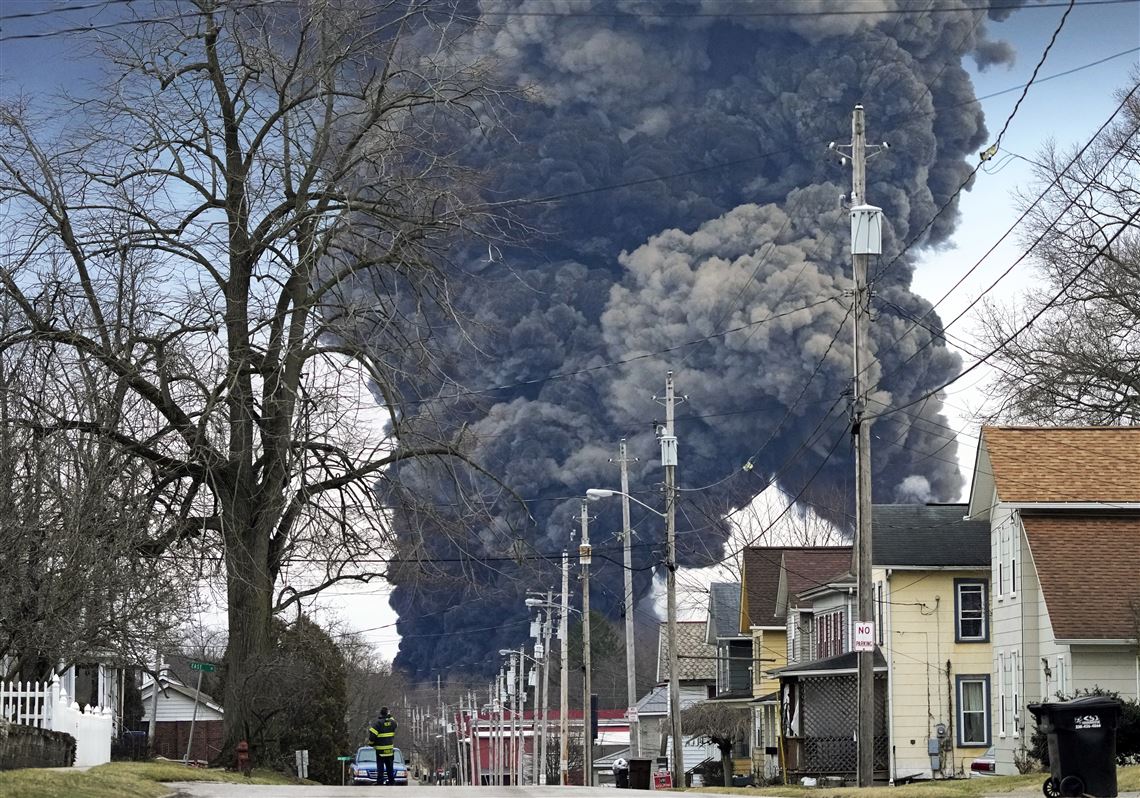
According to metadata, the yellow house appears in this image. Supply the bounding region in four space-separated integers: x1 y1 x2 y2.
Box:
873 503 992 781
739 546 851 778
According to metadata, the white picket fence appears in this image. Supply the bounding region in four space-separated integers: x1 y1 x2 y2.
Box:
0 679 112 767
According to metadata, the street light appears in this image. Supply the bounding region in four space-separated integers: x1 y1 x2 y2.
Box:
586 488 665 517
587 484 682 788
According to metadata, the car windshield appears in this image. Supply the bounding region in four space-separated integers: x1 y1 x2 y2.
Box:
356 747 403 766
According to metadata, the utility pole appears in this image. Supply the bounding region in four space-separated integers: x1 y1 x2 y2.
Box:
559 550 570 787
616 438 640 758
579 500 593 786
471 691 482 787
540 591 553 784
517 645 525 787
661 372 683 789
837 103 885 787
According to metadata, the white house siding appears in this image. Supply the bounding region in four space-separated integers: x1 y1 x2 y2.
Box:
991 509 1065 775
1070 646 1140 698
992 508 1140 776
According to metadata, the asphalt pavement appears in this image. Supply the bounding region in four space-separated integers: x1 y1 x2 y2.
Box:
165 786 746 798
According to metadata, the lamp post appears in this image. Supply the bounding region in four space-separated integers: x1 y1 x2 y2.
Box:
586 485 681 787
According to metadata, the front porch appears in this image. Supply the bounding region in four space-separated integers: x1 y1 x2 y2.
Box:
777 650 889 781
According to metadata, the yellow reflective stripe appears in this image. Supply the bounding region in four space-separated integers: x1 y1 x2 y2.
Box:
368 727 380 735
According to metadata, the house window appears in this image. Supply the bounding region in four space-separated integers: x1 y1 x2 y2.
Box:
814 610 844 659
875 582 884 645
1012 650 1021 738
955 579 988 642
997 526 1006 599
1010 538 1018 597
957 675 991 747
998 653 1007 737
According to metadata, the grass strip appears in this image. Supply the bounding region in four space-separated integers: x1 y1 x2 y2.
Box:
0 760 303 798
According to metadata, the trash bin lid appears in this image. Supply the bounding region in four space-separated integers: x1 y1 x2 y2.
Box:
1028 695 1122 724
1032 696 1122 711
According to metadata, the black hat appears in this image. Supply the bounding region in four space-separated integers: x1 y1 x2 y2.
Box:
380 706 390 716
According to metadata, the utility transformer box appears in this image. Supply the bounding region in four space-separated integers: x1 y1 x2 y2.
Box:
850 204 883 255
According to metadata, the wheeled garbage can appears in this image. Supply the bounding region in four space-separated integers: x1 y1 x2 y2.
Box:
1028 695 1123 798
628 759 652 790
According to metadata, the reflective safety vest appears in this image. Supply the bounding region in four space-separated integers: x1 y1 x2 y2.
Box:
369 715 397 757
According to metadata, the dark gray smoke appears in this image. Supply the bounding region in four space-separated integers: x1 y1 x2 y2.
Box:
387 0 1014 681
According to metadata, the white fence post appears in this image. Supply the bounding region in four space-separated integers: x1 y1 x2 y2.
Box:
0 677 112 767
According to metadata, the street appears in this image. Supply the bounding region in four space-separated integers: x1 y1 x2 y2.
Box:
164 787 752 798
164 785 1140 798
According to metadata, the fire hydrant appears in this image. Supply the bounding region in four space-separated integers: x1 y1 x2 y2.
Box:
235 740 251 776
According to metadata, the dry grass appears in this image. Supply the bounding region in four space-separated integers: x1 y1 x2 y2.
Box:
0 760 304 798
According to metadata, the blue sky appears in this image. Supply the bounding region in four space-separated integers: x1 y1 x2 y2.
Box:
911 0 1139 496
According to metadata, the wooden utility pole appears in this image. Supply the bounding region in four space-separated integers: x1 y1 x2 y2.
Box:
541 590 553 783
616 439 640 758
662 372 682 789
841 103 885 787
579 500 593 786
559 550 570 786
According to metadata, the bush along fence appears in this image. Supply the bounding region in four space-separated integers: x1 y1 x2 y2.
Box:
0 679 112 767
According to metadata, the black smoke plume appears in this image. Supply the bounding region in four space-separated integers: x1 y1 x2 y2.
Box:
385 0 1015 681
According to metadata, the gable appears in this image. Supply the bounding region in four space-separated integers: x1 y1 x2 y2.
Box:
980 427 1140 504
1023 514 1140 640
707 582 745 643
657 620 716 683
742 547 851 627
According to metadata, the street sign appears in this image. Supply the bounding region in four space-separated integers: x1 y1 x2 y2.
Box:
626 706 638 722
854 622 875 652
189 661 215 672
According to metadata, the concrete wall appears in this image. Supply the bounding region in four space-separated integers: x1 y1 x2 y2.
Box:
879 567 992 781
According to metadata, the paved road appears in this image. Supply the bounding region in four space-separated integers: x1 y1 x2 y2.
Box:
165 786 747 798
164 784 1140 798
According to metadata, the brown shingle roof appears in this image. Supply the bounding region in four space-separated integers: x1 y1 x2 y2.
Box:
657 620 716 683
740 547 852 629
1023 515 1140 640
983 426 1140 503
783 548 854 599
741 548 784 629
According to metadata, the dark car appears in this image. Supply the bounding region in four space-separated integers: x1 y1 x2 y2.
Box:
350 745 409 785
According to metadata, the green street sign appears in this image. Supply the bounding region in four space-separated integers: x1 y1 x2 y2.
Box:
189 661 216 672
337 756 353 761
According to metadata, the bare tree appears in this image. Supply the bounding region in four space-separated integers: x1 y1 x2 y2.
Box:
680 701 750 786
978 73 1140 424
0 0 511 757
0 297 190 681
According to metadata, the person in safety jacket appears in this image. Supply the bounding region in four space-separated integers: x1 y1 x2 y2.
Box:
368 706 398 785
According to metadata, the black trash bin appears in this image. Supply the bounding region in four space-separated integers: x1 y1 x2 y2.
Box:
1028 695 1123 798
628 758 652 790
615 767 630 788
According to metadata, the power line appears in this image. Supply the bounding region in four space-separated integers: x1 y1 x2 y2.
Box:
867 85 1139 388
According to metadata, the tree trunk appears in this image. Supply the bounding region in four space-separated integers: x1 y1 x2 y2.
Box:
221 502 274 761
721 747 734 787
